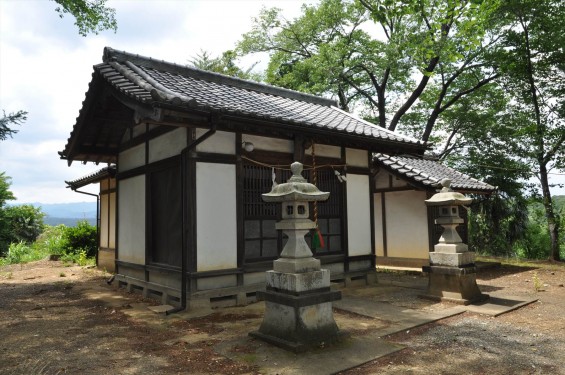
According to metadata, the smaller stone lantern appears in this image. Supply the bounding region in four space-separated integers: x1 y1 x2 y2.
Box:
250 162 341 352
422 179 487 304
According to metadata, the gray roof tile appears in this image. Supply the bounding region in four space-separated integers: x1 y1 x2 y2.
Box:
98 47 423 147
65 165 116 190
375 153 495 193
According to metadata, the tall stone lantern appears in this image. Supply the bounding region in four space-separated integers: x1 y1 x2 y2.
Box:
250 162 341 352
422 179 487 304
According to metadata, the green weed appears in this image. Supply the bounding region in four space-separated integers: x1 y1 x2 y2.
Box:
532 272 543 292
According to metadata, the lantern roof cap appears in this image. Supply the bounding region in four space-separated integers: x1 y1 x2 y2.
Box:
262 162 330 202
425 178 473 206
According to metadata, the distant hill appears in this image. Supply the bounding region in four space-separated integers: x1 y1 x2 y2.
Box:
13 202 97 227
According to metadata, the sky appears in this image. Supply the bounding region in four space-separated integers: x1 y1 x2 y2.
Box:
0 0 310 203
0 0 563 205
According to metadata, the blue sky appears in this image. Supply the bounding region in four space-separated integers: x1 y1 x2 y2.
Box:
0 0 307 203
1 0 563 204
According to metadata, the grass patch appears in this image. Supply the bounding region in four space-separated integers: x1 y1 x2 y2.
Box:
476 255 564 271
239 354 258 364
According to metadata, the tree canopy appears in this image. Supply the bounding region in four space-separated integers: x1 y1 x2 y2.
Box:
189 50 261 81
52 0 117 36
238 0 500 139
0 110 27 142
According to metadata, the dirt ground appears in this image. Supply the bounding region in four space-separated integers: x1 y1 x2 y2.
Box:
1 259 564 375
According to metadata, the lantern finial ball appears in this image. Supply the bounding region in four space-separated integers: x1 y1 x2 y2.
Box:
291 162 303 177
440 178 452 190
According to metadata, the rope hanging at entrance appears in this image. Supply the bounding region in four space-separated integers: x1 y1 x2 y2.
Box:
240 144 349 251
241 155 347 177
311 141 325 250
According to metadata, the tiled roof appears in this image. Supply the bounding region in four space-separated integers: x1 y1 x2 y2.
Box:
65 165 116 190
97 47 423 145
374 153 496 193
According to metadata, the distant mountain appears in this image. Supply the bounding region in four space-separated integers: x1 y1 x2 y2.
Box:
13 202 97 227
32 202 97 219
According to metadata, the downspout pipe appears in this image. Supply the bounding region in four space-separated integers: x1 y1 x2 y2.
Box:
68 188 100 265
167 117 217 315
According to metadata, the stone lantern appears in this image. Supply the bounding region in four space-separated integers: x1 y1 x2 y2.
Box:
422 179 487 304
250 162 341 352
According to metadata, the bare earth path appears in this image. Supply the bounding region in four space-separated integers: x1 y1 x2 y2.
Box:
1 259 564 374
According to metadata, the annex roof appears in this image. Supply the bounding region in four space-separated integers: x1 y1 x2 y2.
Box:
374 153 496 194
60 47 426 164
65 165 116 190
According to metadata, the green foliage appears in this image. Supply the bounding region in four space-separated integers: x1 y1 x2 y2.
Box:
189 50 262 81
1 240 54 266
0 172 17 256
5 242 30 264
0 223 97 266
4 205 45 245
36 225 68 255
238 0 500 132
468 195 565 260
61 220 97 257
492 0 565 260
0 110 27 141
53 0 117 36
468 195 528 257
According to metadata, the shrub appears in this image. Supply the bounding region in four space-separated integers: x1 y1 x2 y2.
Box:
4 204 45 244
62 220 97 257
5 242 29 264
37 225 68 255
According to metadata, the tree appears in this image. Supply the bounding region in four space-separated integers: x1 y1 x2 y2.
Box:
189 50 261 81
0 110 27 142
52 0 117 36
0 173 16 256
492 0 565 261
4 205 45 245
238 0 500 139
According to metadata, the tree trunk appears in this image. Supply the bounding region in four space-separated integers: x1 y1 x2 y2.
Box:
539 164 561 261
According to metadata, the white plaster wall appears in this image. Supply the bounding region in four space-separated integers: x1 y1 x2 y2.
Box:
385 190 429 259
132 123 147 138
109 192 116 248
196 129 236 154
346 148 368 167
373 193 385 257
196 162 237 271
346 174 372 256
149 127 186 163
100 194 109 248
305 144 341 159
118 144 145 172
375 170 390 189
117 176 145 264
242 134 293 154
375 170 409 189
392 175 409 188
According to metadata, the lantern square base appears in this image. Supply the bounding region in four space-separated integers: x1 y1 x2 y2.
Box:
421 265 488 305
430 251 475 267
251 288 342 352
433 243 469 253
265 269 330 294
273 257 321 273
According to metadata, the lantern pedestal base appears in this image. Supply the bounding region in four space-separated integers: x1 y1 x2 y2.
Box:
250 269 341 352
421 264 488 305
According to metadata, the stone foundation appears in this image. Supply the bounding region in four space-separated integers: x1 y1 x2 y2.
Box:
421 265 488 305
250 285 341 352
